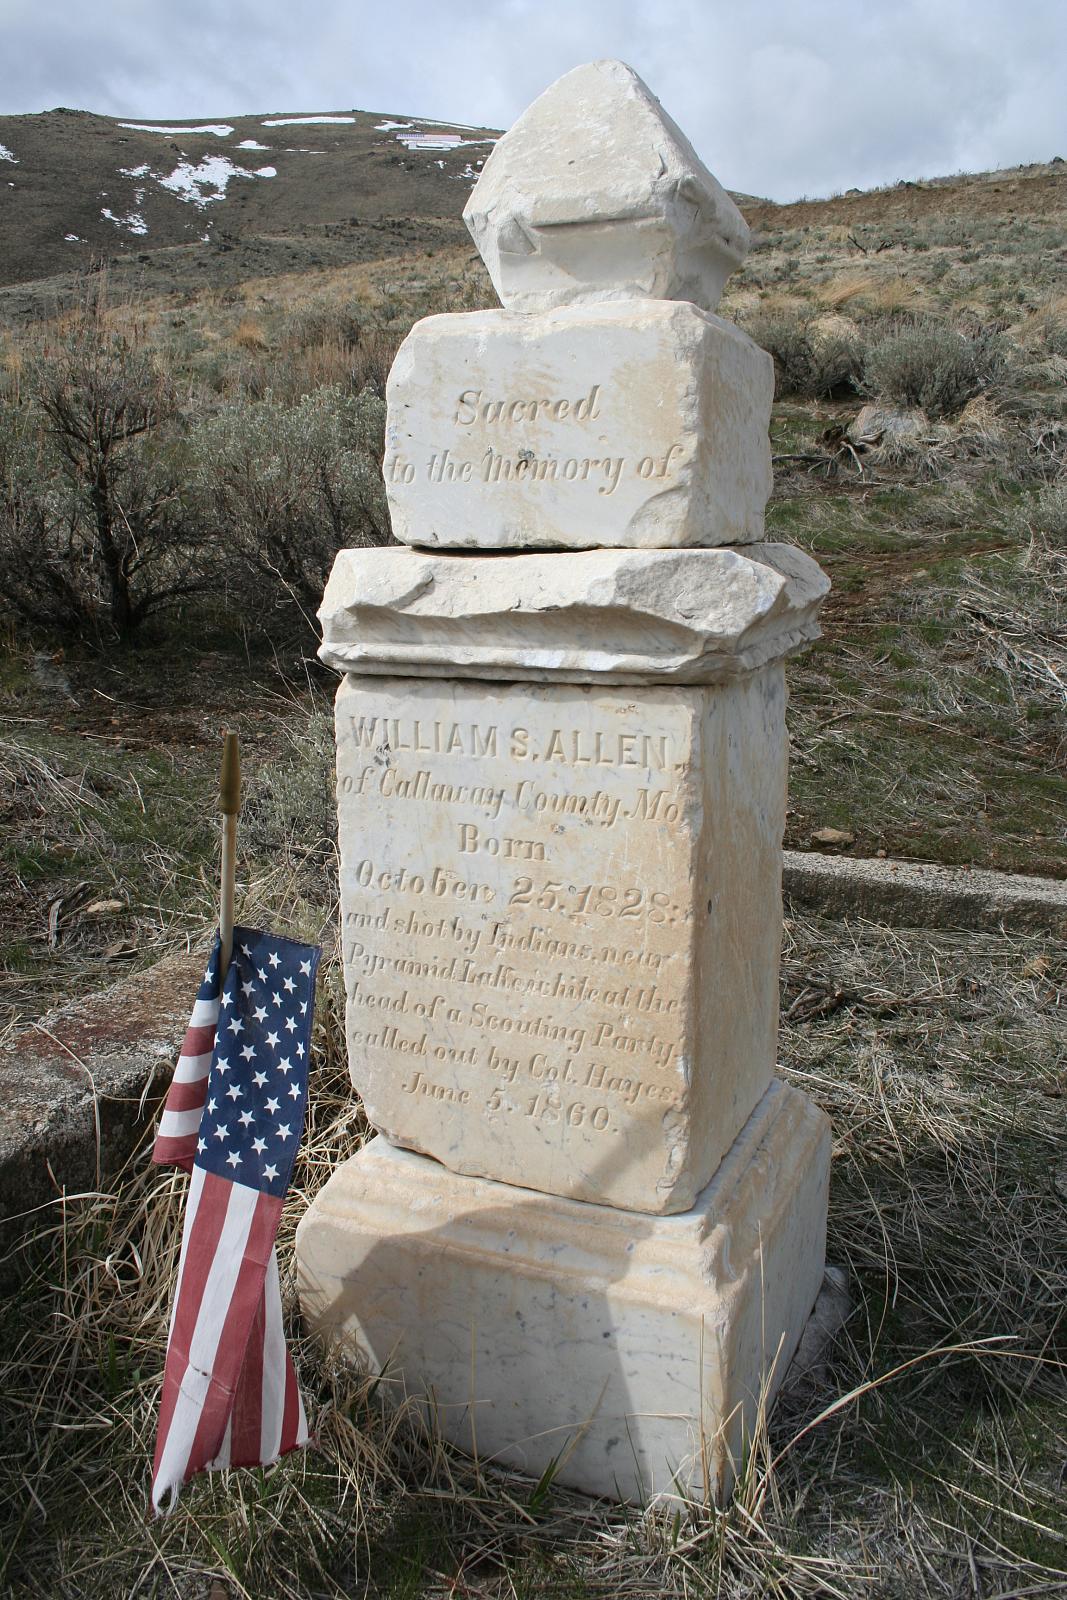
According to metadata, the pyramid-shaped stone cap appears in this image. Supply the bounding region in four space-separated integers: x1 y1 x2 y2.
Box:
464 60 750 314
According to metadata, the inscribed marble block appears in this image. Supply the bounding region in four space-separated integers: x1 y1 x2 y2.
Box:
296 1080 832 1505
383 299 773 551
334 668 787 1215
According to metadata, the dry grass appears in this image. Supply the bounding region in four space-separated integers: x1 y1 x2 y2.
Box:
1 866 1064 1597
0 156 1065 1595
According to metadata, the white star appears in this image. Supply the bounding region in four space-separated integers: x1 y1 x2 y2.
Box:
265 1097 280 1115
240 1043 256 1062
271 991 283 1007
227 1015 243 1035
207 1097 217 1114
252 1137 267 1155
226 1150 241 1169
203 968 212 985
288 1082 301 1099
296 1042 305 1059
276 1123 292 1140
241 978 255 998
265 1031 280 1049
239 1109 254 1128
268 950 281 969
263 1164 279 1182
219 990 233 1010
226 1083 243 1101
213 1122 228 1140
284 1015 297 1033
282 975 296 994
277 1057 292 1075
299 959 312 976
257 967 268 984
239 942 252 958
300 1001 307 1015
197 1137 207 1153
253 1070 268 1088
253 1005 267 1022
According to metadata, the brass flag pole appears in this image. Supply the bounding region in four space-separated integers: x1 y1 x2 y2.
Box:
218 731 240 982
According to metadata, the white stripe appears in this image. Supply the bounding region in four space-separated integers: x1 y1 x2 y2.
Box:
259 1247 287 1463
164 1163 206 1341
172 1050 212 1083
190 997 220 1026
152 1177 260 1507
157 1107 205 1140
211 1414 233 1470
295 1390 309 1447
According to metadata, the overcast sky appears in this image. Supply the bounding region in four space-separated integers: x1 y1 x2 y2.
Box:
2 0 1065 201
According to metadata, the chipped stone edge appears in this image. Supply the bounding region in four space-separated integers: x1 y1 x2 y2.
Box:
318 543 829 685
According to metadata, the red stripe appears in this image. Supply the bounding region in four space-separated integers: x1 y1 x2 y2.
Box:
184 1189 283 1479
163 1078 210 1113
280 1350 301 1453
151 1170 232 1483
152 1137 194 1171
228 1292 266 1467
180 1022 217 1057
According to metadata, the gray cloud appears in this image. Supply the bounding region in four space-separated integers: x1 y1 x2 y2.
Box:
2 0 1065 200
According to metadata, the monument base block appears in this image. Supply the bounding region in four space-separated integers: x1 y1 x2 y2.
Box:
296 1079 830 1505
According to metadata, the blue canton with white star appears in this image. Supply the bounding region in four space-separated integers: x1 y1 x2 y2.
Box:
194 926 321 1199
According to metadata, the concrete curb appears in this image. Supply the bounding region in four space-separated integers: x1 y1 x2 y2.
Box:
783 851 1067 935
0 949 203 1281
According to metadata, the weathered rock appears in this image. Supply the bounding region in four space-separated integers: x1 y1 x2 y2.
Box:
847 404 929 447
783 851 1067 936
384 299 772 550
464 59 749 314
0 951 203 1281
319 542 828 684
297 1082 831 1505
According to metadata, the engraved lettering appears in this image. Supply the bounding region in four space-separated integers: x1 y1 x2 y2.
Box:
458 823 546 861
402 1069 471 1104
336 682 695 1192
456 384 601 427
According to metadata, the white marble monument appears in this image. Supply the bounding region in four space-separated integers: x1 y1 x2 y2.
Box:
297 59 833 1506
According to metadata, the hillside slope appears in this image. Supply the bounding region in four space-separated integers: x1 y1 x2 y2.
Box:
0 106 498 304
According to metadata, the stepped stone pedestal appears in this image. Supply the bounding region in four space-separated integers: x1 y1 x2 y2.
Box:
296 58 834 1506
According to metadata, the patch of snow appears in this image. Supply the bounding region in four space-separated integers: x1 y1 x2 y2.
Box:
120 163 151 178
375 121 412 131
101 206 148 235
436 159 445 168
392 130 496 153
261 115 356 126
64 233 82 242
237 139 270 150
155 154 275 208
118 122 234 137
453 163 480 182
0 143 17 163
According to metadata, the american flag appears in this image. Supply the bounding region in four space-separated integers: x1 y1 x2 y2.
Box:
150 925 320 1513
